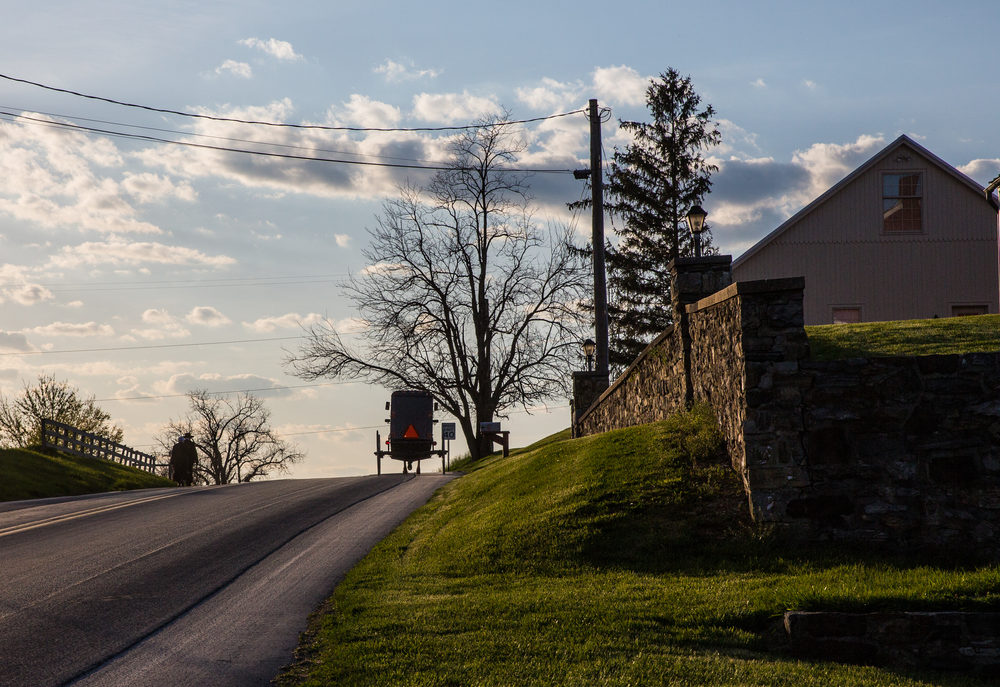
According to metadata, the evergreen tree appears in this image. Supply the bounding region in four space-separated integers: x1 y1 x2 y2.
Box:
604 68 720 369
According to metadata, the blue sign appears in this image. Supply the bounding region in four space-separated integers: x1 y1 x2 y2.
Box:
441 422 456 440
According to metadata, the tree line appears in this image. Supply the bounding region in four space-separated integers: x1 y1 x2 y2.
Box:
0 375 299 484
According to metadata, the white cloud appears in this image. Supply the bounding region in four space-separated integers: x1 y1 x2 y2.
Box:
242 312 326 333
374 59 440 82
47 240 236 269
185 306 231 327
516 77 584 111
0 114 162 235
592 65 649 107
5 283 53 305
803 79 818 90
159 372 289 397
337 95 402 128
215 60 253 79
130 309 190 340
0 331 35 352
333 233 351 248
751 78 767 88
122 173 197 204
411 92 500 124
26 321 114 337
959 158 1000 185
239 37 303 61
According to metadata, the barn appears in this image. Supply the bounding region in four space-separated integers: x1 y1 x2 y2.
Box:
732 135 999 324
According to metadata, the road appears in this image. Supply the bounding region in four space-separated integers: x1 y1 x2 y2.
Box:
0 474 454 687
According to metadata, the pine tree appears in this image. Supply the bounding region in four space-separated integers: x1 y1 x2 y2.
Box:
604 68 720 369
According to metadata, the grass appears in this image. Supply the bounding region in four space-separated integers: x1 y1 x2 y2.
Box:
277 406 1000 686
807 313 1000 361
0 446 174 502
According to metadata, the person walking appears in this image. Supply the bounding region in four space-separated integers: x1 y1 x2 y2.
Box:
169 433 198 486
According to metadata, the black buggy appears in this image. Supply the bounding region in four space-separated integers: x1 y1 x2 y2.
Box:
375 390 447 474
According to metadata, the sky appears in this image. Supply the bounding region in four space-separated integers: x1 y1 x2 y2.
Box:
1 0 998 479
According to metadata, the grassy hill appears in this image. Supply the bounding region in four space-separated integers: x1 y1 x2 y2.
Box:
0 446 174 502
277 406 999 686
807 313 1000 360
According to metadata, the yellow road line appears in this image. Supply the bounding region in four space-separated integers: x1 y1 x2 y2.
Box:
0 491 190 538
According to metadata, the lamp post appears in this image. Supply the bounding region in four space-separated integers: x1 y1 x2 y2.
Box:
582 338 596 372
686 205 708 258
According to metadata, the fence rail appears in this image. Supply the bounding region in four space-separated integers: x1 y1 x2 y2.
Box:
41 419 158 473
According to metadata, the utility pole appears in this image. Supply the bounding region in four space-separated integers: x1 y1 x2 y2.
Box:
588 99 609 379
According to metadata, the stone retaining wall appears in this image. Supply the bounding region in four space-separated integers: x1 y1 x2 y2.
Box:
574 257 1000 549
785 611 1000 675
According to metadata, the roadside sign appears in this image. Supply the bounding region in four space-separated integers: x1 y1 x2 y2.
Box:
479 421 501 433
441 422 456 440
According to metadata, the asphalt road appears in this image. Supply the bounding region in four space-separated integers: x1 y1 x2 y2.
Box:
0 473 454 687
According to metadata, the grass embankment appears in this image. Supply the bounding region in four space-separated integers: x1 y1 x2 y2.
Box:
278 407 1000 686
807 313 1000 360
0 447 173 502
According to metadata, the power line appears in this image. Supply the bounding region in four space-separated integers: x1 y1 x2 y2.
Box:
0 335 305 356
0 104 451 166
0 72 585 132
0 272 350 291
94 380 352 402
0 110 576 174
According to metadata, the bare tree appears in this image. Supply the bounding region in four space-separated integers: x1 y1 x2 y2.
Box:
160 391 303 484
0 374 124 448
287 114 589 459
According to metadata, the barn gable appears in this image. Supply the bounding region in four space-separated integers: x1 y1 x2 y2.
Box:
731 135 999 324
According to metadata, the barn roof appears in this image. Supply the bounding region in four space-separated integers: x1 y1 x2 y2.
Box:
732 134 999 270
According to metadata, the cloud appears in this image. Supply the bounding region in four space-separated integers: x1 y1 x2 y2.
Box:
47 240 236 269
5 283 54 305
705 134 887 255
26 321 115 337
751 78 767 88
185 306 231 327
242 312 327 333
0 331 35 352
516 77 584 112
374 59 440 82
593 65 649 107
959 158 1000 185
0 114 163 235
803 79 818 90
160 372 291 397
239 37 303 61
215 60 253 79
121 172 197 204
336 95 402 128
411 92 500 124
127 308 190 340
333 233 351 248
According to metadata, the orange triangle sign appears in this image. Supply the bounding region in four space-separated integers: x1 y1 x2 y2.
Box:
404 424 420 439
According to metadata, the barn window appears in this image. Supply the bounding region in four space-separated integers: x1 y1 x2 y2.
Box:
832 307 861 324
882 172 922 232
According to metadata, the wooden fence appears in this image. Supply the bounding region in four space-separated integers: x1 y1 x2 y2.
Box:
41 419 159 473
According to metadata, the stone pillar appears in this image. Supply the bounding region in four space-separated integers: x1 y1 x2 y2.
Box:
571 371 609 437
668 256 733 405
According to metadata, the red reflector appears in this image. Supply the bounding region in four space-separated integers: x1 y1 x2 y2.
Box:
404 424 420 439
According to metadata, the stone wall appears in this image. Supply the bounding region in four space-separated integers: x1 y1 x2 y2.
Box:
785 611 1000 675
575 325 686 435
782 353 1000 547
575 257 1000 550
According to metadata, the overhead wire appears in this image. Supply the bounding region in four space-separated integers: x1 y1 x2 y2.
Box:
0 72 585 132
0 104 452 166
0 109 577 174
